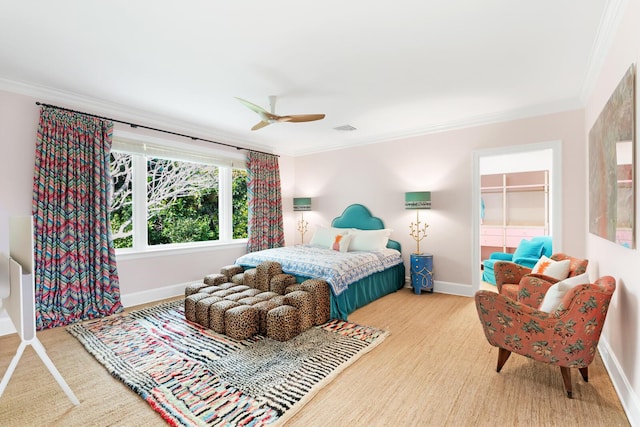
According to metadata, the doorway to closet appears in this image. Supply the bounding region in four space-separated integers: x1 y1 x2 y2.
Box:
471 141 562 292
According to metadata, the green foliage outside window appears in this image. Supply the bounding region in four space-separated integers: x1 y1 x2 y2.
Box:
232 169 248 239
109 151 248 249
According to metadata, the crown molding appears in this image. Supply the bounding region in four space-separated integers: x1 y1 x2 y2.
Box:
0 71 593 159
288 98 583 157
580 0 629 103
0 76 280 156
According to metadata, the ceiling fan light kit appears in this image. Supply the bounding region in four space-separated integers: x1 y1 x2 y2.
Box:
334 124 357 131
236 96 325 131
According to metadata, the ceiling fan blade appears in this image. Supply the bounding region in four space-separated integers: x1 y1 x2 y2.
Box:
278 114 326 123
251 121 271 131
235 97 268 115
237 96 325 129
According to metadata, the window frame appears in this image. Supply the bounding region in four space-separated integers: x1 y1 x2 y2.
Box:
110 131 248 257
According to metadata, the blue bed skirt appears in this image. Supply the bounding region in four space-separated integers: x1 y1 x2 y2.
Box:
332 262 406 320
290 262 406 320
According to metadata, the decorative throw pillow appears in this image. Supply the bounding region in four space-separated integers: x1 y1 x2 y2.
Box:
309 226 348 248
512 238 544 262
531 255 571 280
331 233 353 252
348 228 392 251
538 272 591 313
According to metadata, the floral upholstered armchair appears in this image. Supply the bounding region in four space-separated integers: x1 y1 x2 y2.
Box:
494 253 588 301
475 275 616 398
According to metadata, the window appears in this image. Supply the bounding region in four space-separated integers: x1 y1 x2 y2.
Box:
109 139 247 251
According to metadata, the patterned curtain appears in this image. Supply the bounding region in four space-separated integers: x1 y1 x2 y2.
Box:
32 107 123 330
246 151 285 251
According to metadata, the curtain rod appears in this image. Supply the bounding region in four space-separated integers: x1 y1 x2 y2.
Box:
35 102 278 157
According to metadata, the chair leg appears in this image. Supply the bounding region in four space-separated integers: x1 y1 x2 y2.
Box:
496 348 511 372
560 367 573 398
579 367 588 382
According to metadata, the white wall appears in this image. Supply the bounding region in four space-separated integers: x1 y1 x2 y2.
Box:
584 0 640 423
480 149 552 175
294 109 586 292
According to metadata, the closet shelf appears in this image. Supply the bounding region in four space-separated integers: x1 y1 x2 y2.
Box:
481 184 547 193
480 170 549 254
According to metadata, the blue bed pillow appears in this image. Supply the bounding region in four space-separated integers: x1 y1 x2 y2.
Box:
512 238 545 262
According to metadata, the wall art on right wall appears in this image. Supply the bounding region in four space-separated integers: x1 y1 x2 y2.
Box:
589 64 636 248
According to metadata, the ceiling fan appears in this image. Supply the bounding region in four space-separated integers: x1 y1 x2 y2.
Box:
236 96 325 131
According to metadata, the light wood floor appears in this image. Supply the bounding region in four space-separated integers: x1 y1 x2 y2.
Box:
0 288 629 426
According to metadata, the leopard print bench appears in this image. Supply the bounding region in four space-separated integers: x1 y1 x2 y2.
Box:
184 261 330 341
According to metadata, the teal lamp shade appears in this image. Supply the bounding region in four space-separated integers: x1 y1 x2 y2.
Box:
405 192 431 209
293 197 312 211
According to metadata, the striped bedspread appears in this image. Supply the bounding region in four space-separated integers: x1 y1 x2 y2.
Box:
235 245 403 296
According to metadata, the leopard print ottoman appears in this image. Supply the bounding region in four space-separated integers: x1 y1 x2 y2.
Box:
185 293 213 322
286 279 331 326
203 273 227 286
270 273 297 294
220 264 244 282
242 268 257 288
266 305 299 342
255 261 282 292
185 261 331 341
224 305 258 340
195 295 223 326
285 290 315 332
185 281 210 297
217 285 249 300
209 300 241 333
252 299 282 335
231 273 245 284
301 279 331 325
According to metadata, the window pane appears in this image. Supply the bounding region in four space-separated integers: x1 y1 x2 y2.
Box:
147 158 219 245
109 152 133 248
232 169 248 239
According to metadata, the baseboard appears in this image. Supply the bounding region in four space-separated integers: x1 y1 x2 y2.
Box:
433 280 474 297
120 282 188 308
0 282 190 337
599 336 639 426
404 275 474 297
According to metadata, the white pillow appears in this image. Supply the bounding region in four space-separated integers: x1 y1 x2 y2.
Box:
348 228 392 251
331 233 353 252
538 272 591 313
531 255 571 280
309 226 349 248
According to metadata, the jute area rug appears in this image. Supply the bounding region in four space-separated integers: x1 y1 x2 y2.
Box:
67 299 388 427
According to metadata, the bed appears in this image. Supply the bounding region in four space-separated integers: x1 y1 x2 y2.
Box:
235 204 406 320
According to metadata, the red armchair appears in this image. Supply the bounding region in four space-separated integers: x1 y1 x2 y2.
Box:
494 253 588 301
475 275 616 398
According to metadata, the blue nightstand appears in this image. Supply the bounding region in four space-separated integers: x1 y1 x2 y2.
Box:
410 253 433 294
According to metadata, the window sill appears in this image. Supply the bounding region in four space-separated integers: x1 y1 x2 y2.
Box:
115 239 248 261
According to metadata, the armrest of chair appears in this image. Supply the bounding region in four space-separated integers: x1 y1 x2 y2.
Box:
475 290 551 351
512 256 539 269
517 275 557 307
493 261 532 294
489 252 513 261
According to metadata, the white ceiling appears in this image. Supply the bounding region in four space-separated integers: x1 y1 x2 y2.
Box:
0 1 614 156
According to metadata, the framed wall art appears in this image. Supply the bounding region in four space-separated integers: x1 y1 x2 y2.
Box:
589 64 636 248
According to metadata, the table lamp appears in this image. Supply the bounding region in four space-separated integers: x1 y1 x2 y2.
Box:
293 197 312 244
405 191 431 254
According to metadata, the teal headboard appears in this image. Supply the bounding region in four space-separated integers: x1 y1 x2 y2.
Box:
331 204 401 252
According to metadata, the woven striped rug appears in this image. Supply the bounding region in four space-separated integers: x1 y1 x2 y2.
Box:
67 299 388 426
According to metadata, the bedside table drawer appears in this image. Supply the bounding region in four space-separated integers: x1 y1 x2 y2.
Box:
410 253 433 294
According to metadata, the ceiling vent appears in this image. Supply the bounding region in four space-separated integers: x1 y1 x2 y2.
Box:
333 124 357 131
